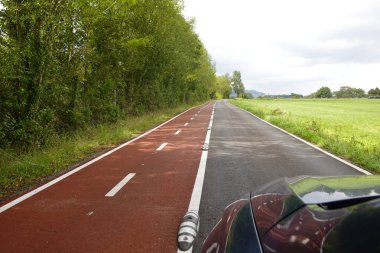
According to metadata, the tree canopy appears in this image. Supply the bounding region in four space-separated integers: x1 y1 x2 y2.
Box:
315 86 333 98
0 0 216 148
215 74 232 99
334 86 366 98
368 87 380 96
231 70 245 97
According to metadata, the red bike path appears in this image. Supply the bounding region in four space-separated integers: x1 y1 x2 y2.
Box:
0 102 214 253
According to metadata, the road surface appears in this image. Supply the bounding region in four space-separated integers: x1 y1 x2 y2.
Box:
0 100 366 252
192 100 363 252
0 102 214 253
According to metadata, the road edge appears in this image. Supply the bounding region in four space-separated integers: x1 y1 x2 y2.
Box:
229 101 372 176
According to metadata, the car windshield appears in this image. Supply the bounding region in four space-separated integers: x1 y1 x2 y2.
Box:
288 175 380 204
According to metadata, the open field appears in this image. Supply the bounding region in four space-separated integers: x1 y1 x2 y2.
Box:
0 103 197 200
230 98 380 174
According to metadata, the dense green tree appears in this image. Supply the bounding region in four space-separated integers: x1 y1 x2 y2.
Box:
215 74 232 99
315 86 332 98
231 70 245 97
240 92 253 99
291 93 303 99
0 0 216 148
334 86 366 98
368 87 380 96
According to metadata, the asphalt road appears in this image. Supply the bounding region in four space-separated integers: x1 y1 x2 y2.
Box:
0 100 367 253
193 100 363 252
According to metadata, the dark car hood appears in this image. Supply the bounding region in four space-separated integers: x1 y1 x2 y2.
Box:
250 175 380 237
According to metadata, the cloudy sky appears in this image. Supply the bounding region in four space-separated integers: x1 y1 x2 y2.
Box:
183 0 380 95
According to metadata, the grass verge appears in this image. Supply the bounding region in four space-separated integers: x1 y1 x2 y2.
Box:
230 98 380 174
0 103 200 200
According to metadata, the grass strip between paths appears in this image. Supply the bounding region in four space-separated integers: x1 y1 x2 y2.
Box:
0 103 202 200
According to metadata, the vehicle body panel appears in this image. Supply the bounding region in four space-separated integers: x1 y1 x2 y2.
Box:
201 175 380 253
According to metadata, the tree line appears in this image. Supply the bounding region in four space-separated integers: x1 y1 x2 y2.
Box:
308 86 380 98
0 0 217 149
214 70 253 99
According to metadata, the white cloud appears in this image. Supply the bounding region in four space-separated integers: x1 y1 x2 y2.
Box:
183 0 380 95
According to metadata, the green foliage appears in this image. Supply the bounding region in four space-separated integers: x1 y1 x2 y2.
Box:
215 74 232 99
231 70 245 96
231 98 380 173
368 87 380 96
0 0 216 149
239 92 253 99
315 86 333 98
290 93 303 99
334 86 366 98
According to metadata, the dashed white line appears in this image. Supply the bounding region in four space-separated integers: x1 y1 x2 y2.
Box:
184 123 189 126
156 142 168 151
175 130 182 135
105 173 136 197
0 103 202 213
191 118 194 120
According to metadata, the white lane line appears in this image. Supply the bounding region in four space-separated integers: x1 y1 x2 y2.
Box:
178 102 216 253
0 104 207 214
105 173 136 197
191 118 194 120
157 142 168 151
232 103 372 175
175 130 182 135
184 123 189 126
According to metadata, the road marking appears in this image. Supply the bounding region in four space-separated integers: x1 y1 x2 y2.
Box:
105 173 136 197
175 130 182 135
156 142 168 151
178 102 216 253
0 103 209 213
232 103 372 175
184 123 189 126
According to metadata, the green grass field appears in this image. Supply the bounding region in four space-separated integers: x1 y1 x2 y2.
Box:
230 98 380 173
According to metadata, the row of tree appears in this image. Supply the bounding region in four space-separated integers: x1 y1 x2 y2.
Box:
309 86 380 98
214 70 251 99
0 0 217 149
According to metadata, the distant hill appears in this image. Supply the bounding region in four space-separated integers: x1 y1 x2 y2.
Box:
245 89 266 98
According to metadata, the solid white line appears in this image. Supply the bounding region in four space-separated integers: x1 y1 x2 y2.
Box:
231 103 372 175
157 142 168 151
0 104 201 214
175 130 182 135
178 102 216 253
105 173 136 197
184 123 189 126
